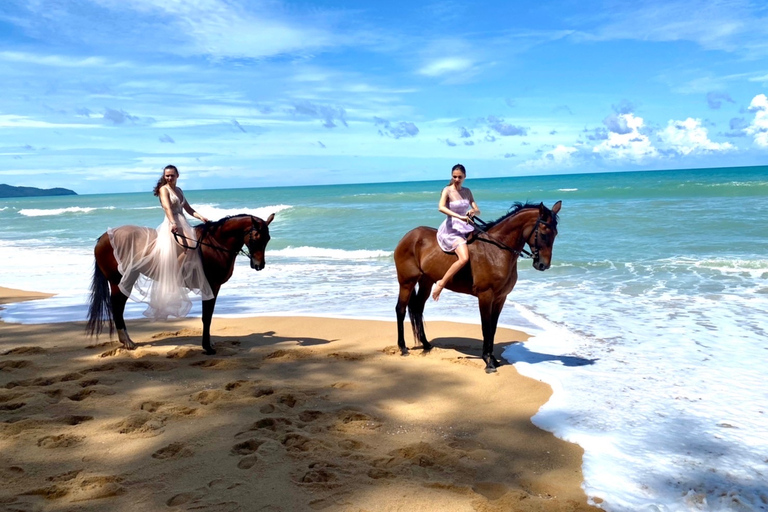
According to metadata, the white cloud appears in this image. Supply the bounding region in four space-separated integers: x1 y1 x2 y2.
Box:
15 0 343 59
745 94 768 147
580 0 768 56
593 113 658 161
659 118 734 155
0 115 94 129
0 51 116 68
521 145 578 170
418 57 475 77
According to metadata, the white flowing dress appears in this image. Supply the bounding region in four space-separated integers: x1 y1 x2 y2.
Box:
108 188 213 320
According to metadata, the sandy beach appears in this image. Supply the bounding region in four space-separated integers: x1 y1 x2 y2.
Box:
0 286 597 512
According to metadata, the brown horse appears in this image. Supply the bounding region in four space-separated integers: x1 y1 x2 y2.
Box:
86 213 275 355
394 201 561 373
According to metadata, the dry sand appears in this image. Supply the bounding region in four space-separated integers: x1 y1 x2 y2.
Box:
0 286 597 511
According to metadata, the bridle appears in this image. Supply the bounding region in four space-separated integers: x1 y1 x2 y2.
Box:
172 224 261 259
470 214 555 261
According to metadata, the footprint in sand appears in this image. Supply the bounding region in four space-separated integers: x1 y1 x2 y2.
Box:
192 389 225 405
190 358 240 370
278 394 298 408
5 372 83 389
264 349 315 361
0 415 93 437
253 386 274 398
86 360 175 373
231 439 265 456
298 410 323 423
166 490 207 507
24 473 124 502
152 442 194 460
299 462 340 484
0 360 33 371
112 412 165 438
37 434 85 449
0 401 26 411
281 432 326 453
165 347 198 359
326 352 367 362
225 380 248 391
165 478 242 507
67 387 116 402
231 439 265 469
244 417 292 434
331 409 382 432
2 346 46 356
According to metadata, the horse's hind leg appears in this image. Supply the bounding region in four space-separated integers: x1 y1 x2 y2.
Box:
395 280 415 356
110 284 136 350
410 277 433 352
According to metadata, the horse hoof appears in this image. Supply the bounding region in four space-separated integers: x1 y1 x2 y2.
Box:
485 366 498 374
203 347 216 356
400 348 409 357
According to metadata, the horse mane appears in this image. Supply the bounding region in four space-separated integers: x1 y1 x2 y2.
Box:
197 214 253 237
482 202 558 230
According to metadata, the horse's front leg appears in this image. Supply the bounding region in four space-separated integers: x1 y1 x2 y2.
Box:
478 293 503 373
201 293 218 355
110 285 136 350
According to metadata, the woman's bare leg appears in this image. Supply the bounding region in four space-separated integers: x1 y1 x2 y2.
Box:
433 243 469 301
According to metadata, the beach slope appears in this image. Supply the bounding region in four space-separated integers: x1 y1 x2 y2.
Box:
0 305 596 511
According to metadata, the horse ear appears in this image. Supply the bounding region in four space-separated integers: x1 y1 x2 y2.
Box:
266 213 275 225
538 202 545 214
552 200 562 214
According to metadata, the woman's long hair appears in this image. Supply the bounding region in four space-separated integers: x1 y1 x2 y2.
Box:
153 165 178 196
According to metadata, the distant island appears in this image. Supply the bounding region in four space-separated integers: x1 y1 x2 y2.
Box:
0 184 77 198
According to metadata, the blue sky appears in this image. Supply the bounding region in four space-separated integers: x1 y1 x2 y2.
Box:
1 0 767 194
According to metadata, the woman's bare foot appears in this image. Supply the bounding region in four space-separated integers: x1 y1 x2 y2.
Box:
432 280 444 301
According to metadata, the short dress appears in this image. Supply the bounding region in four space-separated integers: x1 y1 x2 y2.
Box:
107 187 213 320
436 198 475 252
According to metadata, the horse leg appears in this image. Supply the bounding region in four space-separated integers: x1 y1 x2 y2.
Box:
395 281 415 356
411 277 433 352
201 291 218 355
478 293 503 373
110 284 136 350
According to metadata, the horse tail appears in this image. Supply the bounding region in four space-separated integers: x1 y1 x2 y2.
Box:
86 259 113 338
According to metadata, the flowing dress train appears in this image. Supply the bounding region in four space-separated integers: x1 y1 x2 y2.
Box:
108 188 213 320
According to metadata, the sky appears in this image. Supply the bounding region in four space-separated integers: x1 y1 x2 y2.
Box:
1 0 768 194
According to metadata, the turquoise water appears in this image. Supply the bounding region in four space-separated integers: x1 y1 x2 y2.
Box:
2 165 768 511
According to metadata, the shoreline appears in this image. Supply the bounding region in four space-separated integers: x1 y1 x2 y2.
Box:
0 286 54 306
0 287 597 511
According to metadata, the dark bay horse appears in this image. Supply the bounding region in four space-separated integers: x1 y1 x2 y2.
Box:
86 213 274 355
394 201 561 373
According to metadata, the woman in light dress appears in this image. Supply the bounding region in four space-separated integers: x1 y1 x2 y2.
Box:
108 165 213 320
432 164 481 301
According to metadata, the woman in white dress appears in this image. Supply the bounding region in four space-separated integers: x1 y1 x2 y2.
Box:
108 165 213 320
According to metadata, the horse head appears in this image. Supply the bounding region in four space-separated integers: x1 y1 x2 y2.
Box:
245 213 275 270
528 201 561 271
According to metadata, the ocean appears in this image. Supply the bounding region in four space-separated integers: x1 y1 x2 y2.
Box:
1 166 767 511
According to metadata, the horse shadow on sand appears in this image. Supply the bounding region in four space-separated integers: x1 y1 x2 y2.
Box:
119 326 334 355
420 337 596 368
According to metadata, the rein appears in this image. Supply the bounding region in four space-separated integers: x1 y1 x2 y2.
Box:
173 229 252 258
469 214 553 259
